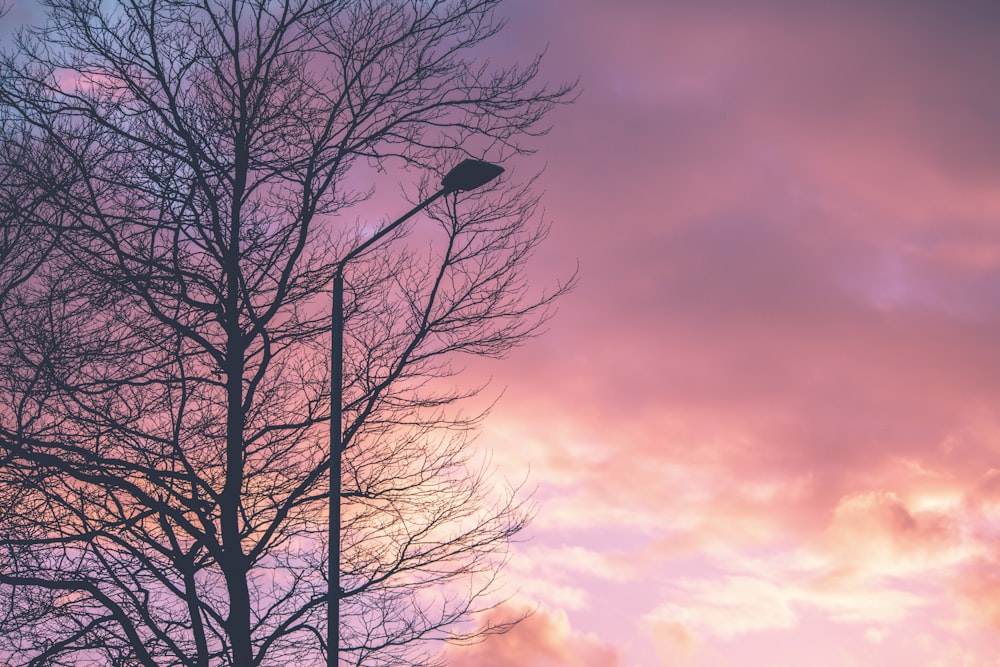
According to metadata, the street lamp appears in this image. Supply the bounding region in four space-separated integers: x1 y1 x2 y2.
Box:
328 160 503 667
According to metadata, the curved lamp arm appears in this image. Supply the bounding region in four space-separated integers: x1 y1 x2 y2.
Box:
337 160 504 269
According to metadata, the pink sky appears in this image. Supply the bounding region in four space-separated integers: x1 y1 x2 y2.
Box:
447 1 1000 665
5 0 1000 664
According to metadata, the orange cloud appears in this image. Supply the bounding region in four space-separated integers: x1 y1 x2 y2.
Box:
951 557 1000 634
821 490 962 576
443 604 623 667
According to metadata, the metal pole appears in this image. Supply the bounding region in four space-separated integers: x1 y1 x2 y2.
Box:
324 161 501 665
329 271 344 667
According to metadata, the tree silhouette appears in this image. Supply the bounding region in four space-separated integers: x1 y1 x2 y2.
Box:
0 1 573 664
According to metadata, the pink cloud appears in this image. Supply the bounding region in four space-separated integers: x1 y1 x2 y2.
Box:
952 557 1000 635
821 491 961 574
443 604 623 667
468 0 1000 663
5 0 1000 664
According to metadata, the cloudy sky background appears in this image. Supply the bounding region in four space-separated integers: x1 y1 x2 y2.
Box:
447 1 1000 665
5 0 1000 664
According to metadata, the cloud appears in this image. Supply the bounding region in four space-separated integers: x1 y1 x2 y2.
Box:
630 479 1000 663
639 562 928 666
965 468 1000 511
951 558 1000 634
864 627 887 644
443 604 623 667
469 0 1000 663
820 490 965 576
645 575 798 642
489 543 652 614
485 0 1000 506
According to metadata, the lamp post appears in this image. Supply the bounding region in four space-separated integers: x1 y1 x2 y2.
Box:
329 160 504 667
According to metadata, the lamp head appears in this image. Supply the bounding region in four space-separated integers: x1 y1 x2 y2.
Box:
441 159 504 193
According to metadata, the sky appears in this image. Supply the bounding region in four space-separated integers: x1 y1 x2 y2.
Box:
5 0 1000 665
444 1 1000 665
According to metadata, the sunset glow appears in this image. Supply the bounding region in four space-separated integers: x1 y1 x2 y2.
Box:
4 0 1000 664
446 1 1000 665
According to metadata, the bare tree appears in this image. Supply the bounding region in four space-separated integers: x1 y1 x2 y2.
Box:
0 1 573 665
